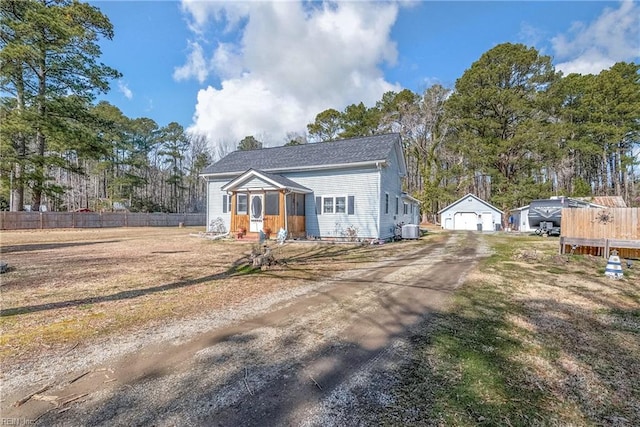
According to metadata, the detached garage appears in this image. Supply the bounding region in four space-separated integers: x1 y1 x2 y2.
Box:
439 193 503 231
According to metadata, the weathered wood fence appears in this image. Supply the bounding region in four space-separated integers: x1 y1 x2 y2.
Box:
559 208 640 258
0 212 206 230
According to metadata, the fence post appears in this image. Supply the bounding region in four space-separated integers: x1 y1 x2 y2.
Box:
604 239 610 258
40 212 43 229
559 237 564 255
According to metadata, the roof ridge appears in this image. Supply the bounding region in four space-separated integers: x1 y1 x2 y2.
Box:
227 132 401 154
202 133 402 176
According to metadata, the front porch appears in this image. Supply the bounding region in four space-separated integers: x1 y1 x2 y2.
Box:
222 169 310 240
230 191 306 240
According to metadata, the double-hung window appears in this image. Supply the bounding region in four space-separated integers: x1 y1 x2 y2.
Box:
317 195 354 215
222 195 232 213
323 197 334 214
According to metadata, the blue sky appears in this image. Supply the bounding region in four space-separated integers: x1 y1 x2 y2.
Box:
91 1 640 152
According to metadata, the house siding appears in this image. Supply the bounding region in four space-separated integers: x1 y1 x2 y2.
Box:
288 167 380 239
206 177 233 232
202 134 418 240
378 148 406 239
236 176 278 191
398 197 419 226
206 167 384 239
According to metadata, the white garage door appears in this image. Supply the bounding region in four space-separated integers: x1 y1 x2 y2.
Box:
454 212 478 230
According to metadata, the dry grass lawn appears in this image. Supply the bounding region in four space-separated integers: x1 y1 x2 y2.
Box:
3 229 637 425
384 234 639 426
0 227 433 368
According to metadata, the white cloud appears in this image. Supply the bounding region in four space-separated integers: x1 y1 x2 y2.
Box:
211 42 244 80
118 80 133 100
551 0 639 75
178 1 401 148
180 0 249 34
173 41 209 84
193 78 305 144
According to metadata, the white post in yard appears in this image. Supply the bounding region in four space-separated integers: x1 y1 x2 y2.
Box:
605 249 623 279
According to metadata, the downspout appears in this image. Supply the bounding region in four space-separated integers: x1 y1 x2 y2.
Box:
376 161 381 239
202 176 210 231
227 190 233 232
284 189 292 235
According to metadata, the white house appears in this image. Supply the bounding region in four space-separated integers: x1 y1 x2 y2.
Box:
200 134 420 241
438 193 503 231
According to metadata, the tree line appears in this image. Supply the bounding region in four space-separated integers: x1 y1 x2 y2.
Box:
0 0 210 213
2 1 638 216
303 44 640 215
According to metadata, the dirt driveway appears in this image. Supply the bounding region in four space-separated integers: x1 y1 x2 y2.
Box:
3 231 487 426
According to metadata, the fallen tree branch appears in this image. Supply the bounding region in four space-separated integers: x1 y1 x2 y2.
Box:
32 394 59 404
13 383 52 407
59 393 88 407
62 342 79 356
244 368 254 396
33 408 55 424
68 370 91 384
309 375 323 391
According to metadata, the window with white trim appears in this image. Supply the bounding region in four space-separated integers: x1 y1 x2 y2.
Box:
403 202 408 215
323 197 334 214
222 194 232 213
385 193 389 214
318 195 354 215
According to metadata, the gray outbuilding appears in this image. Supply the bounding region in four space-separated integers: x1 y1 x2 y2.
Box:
438 193 503 231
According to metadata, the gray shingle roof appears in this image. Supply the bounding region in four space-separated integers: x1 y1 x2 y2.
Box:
256 170 312 191
201 133 401 175
222 169 311 192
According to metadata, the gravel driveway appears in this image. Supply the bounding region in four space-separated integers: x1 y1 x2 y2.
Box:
4 232 487 426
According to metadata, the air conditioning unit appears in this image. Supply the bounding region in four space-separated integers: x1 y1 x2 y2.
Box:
401 224 420 239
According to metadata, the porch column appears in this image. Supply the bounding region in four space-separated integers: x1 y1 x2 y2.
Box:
230 193 236 232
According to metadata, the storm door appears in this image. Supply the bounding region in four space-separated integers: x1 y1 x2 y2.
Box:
249 194 264 232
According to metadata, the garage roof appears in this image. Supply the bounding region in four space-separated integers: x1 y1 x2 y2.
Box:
438 193 503 215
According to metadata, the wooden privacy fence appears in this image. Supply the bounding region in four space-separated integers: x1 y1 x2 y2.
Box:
0 212 206 230
559 208 640 258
